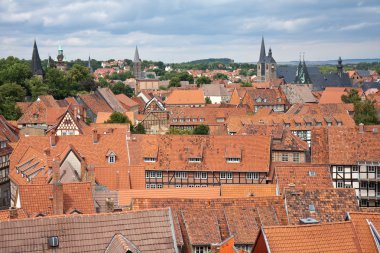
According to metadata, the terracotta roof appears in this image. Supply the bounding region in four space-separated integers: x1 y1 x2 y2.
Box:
115 94 139 109
312 126 380 164
0 208 177 253
318 87 353 104
348 212 380 253
38 95 60 107
244 88 288 106
275 165 333 194
118 187 221 206
9 126 131 189
165 89 205 105
0 208 28 221
97 87 126 112
271 128 309 151
92 189 119 212
64 97 79 105
0 115 19 142
261 221 363 253
105 234 141 253
18 182 95 216
17 101 67 126
16 102 32 114
96 111 135 124
79 93 113 114
129 134 271 172
221 184 276 197
284 188 359 225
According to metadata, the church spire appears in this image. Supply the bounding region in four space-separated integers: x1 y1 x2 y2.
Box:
294 52 311 84
88 55 93 73
31 40 43 77
258 36 266 63
134 46 140 62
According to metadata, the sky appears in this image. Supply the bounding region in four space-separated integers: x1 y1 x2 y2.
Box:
1 0 380 63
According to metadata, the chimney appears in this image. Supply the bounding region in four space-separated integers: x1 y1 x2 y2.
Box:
52 159 63 215
50 130 57 147
44 148 50 156
92 129 98 143
359 123 364 134
73 105 78 119
80 159 87 180
105 198 115 212
86 164 95 187
9 207 18 219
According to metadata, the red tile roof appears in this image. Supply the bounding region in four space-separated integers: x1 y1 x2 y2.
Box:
0 208 28 221
221 184 277 197
79 93 113 114
348 212 380 253
165 89 205 105
18 182 95 216
261 221 363 253
116 94 139 109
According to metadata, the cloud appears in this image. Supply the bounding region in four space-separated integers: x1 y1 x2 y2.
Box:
0 0 379 62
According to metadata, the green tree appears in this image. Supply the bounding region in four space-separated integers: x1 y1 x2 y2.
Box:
354 99 378 125
105 112 131 124
133 122 146 134
213 73 228 80
341 89 361 104
146 73 155 79
0 58 32 87
196 76 211 86
167 127 192 135
44 68 70 99
111 82 126 95
67 64 91 83
28 76 49 100
205 97 212 104
98 77 110 87
0 83 26 101
169 77 181 87
0 96 22 120
193 124 210 135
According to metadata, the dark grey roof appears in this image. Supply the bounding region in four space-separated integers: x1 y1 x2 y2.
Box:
134 46 140 62
278 65 352 91
31 40 43 76
362 82 380 92
357 70 371 77
258 37 266 63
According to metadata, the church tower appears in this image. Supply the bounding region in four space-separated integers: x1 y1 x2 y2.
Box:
88 55 93 74
56 45 66 71
31 40 43 78
337 56 344 78
294 54 311 84
133 46 142 79
256 37 277 82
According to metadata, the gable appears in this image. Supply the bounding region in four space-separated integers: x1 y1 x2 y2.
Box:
60 150 82 183
57 112 80 135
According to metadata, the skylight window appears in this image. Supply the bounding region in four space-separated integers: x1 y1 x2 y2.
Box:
226 157 240 163
144 157 156 162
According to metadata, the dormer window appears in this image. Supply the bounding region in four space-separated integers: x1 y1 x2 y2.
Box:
256 97 262 103
172 118 178 122
199 118 205 122
0 141 6 149
144 157 156 162
188 157 202 163
316 122 322 126
193 118 198 122
226 157 241 163
277 97 281 102
295 123 301 127
106 150 116 164
216 117 225 123
308 171 316 177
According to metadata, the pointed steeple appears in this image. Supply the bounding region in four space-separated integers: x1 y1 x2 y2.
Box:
88 55 93 73
134 46 140 62
258 36 266 63
31 40 43 76
294 53 311 84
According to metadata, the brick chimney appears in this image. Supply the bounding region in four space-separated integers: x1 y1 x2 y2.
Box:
9 207 18 219
44 147 50 156
80 159 87 181
86 164 95 187
50 130 57 147
92 129 98 143
52 159 63 215
359 123 364 134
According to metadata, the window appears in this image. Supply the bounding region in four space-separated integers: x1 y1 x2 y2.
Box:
145 171 162 178
337 121 342 126
305 122 312 126
316 122 322 126
180 118 185 122
0 141 7 149
369 182 376 189
336 181 344 188
360 181 367 188
193 118 198 122
144 157 156 163
108 155 115 164
246 172 259 180
327 122 332 126
175 184 181 188
281 153 288 162
352 166 359 172
369 166 376 173
175 171 187 179
226 157 241 163
361 199 368 207
146 183 163 189
216 118 225 123
220 172 233 180
337 166 343 172
277 97 282 102
284 123 290 128
186 118 191 122
194 246 210 253
295 123 301 127
309 204 316 212
293 153 300 163
188 158 202 163
194 172 208 179
172 118 178 122
308 171 316 177
199 118 205 122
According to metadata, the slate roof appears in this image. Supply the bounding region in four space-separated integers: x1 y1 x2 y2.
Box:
280 84 317 104
277 65 352 91
0 208 177 253
128 134 271 172
31 40 43 76
275 165 333 194
260 221 363 253
18 182 95 216
357 70 371 77
362 82 380 92
284 188 359 225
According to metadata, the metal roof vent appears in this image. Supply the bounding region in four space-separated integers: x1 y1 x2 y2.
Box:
299 217 319 225
48 236 59 247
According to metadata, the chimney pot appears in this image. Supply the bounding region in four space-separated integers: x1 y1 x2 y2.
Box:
92 129 99 143
50 130 57 146
9 207 18 219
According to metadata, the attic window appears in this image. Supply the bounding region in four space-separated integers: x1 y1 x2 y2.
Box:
226 157 241 163
108 155 115 163
277 97 281 102
284 123 290 128
305 122 312 126
188 157 202 163
316 122 322 126
33 113 39 119
256 97 262 103
308 171 316 177
47 236 59 248
172 118 178 122
144 157 156 163
309 204 316 212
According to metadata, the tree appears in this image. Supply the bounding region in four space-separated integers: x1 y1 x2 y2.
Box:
0 58 32 87
67 64 91 83
124 85 134 98
0 96 22 120
341 89 361 104
193 124 209 135
169 77 181 88
354 99 378 125
167 127 192 135
28 76 49 100
196 76 211 86
133 123 146 134
105 112 131 124
205 97 212 104
0 83 26 101
111 82 126 95
213 73 228 80
44 68 71 99
146 73 155 79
